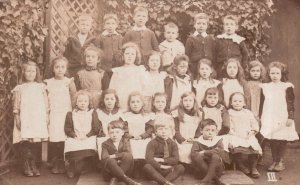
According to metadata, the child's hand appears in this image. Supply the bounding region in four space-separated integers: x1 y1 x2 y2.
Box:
133 136 142 140
186 138 194 143
199 151 205 156
248 130 256 138
109 154 116 159
286 119 293 127
14 114 21 130
154 158 164 163
160 165 172 169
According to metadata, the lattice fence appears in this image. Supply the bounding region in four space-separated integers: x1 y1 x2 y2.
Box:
47 0 101 62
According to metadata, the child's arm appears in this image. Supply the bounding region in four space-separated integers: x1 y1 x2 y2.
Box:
101 71 112 90
219 106 230 135
115 139 132 159
12 88 21 130
101 143 110 160
64 112 77 138
69 79 77 107
244 83 251 110
145 141 162 170
140 120 154 139
43 87 50 125
258 90 265 118
239 41 250 69
194 120 202 139
163 141 180 166
286 86 295 120
249 110 259 135
87 110 103 137
122 120 133 139
150 31 159 52
190 141 202 159
185 36 193 59
174 117 186 144
74 72 81 90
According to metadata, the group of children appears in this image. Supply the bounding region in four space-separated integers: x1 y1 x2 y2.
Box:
11 6 298 185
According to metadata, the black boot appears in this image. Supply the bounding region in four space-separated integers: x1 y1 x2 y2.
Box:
249 154 260 178
66 160 75 178
30 159 40 176
123 174 142 185
51 158 59 174
234 154 250 175
23 159 34 177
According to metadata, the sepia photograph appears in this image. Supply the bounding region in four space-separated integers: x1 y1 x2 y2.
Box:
0 0 300 184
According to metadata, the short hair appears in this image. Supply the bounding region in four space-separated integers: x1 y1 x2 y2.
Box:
174 55 189 66
134 6 148 16
223 15 239 25
50 56 68 77
103 13 119 24
228 92 246 109
145 50 162 71
194 13 209 22
74 90 93 110
164 22 179 32
78 14 93 23
154 117 173 131
200 119 218 130
267 61 288 82
84 44 103 60
152 92 168 112
99 89 120 110
201 87 224 107
127 91 144 112
108 120 125 131
122 42 142 65
19 61 42 84
245 60 267 81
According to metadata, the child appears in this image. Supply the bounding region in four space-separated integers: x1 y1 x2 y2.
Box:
101 120 141 185
159 22 185 70
191 119 228 185
185 13 215 77
74 45 109 108
244 60 266 118
143 51 167 112
143 118 185 185
12 61 49 177
165 55 192 111
64 90 103 178
95 13 123 72
215 15 249 77
44 57 77 174
109 42 146 109
259 61 299 171
173 92 202 163
63 14 96 77
228 92 261 178
123 6 159 64
193 58 221 105
201 87 230 135
220 58 246 107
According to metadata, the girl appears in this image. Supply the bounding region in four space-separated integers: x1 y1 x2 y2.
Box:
121 92 154 159
165 55 192 111
96 89 124 159
228 92 261 178
45 57 77 174
173 91 202 163
193 58 221 106
260 61 298 172
244 60 266 118
220 58 246 107
64 90 103 178
109 42 146 109
201 87 230 135
12 61 49 177
143 51 167 112
74 44 109 108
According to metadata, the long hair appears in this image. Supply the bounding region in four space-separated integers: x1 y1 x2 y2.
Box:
145 50 162 71
201 87 224 107
169 55 191 87
245 60 267 82
121 42 142 65
195 58 217 82
73 90 93 111
151 92 169 113
266 61 289 82
19 61 42 84
221 58 245 85
177 91 201 122
98 88 120 110
49 56 69 77
127 91 145 114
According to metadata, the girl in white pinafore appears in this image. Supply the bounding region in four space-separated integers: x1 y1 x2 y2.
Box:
44 57 76 174
12 62 49 177
121 92 154 159
260 62 299 172
96 89 124 159
109 42 146 109
173 92 202 163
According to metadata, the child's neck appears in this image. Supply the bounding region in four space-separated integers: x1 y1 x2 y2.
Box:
79 32 88 36
155 110 165 114
78 108 88 112
177 74 186 79
124 63 135 67
105 107 114 113
200 77 210 81
131 110 142 114
149 70 159 74
54 76 64 80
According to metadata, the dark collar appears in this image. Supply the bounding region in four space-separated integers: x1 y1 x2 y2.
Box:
155 136 171 143
101 107 120 115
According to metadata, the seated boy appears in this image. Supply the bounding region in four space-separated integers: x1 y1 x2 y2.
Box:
191 119 229 185
143 118 185 185
101 120 141 185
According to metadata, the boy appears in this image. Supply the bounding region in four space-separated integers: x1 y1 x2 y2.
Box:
123 6 159 65
185 13 214 77
143 118 185 185
101 120 141 185
191 119 228 185
159 22 185 71
95 13 123 72
63 14 96 77
215 15 249 77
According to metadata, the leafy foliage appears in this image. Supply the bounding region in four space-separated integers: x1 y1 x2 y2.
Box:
100 0 275 62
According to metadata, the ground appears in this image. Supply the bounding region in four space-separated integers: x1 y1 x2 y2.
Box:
1 143 300 185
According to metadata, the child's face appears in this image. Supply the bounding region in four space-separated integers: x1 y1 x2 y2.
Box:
133 11 148 27
194 19 208 33
201 125 217 140
78 20 92 34
124 47 137 65
104 93 116 111
156 126 171 140
85 50 99 67
231 94 245 110
269 67 281 83
176 61 189 76
148 54 161 71
223 18 238 35
153 96 167 112
129 95 143 113
104 18 118 34
250 66 261 80
24 66 37 82
226 61 238 78
164 27 178 42
206 93 219 107
199 63 212 79
108 128 124 142
182 95 194 111
76 94 89 111
53 60 67 79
